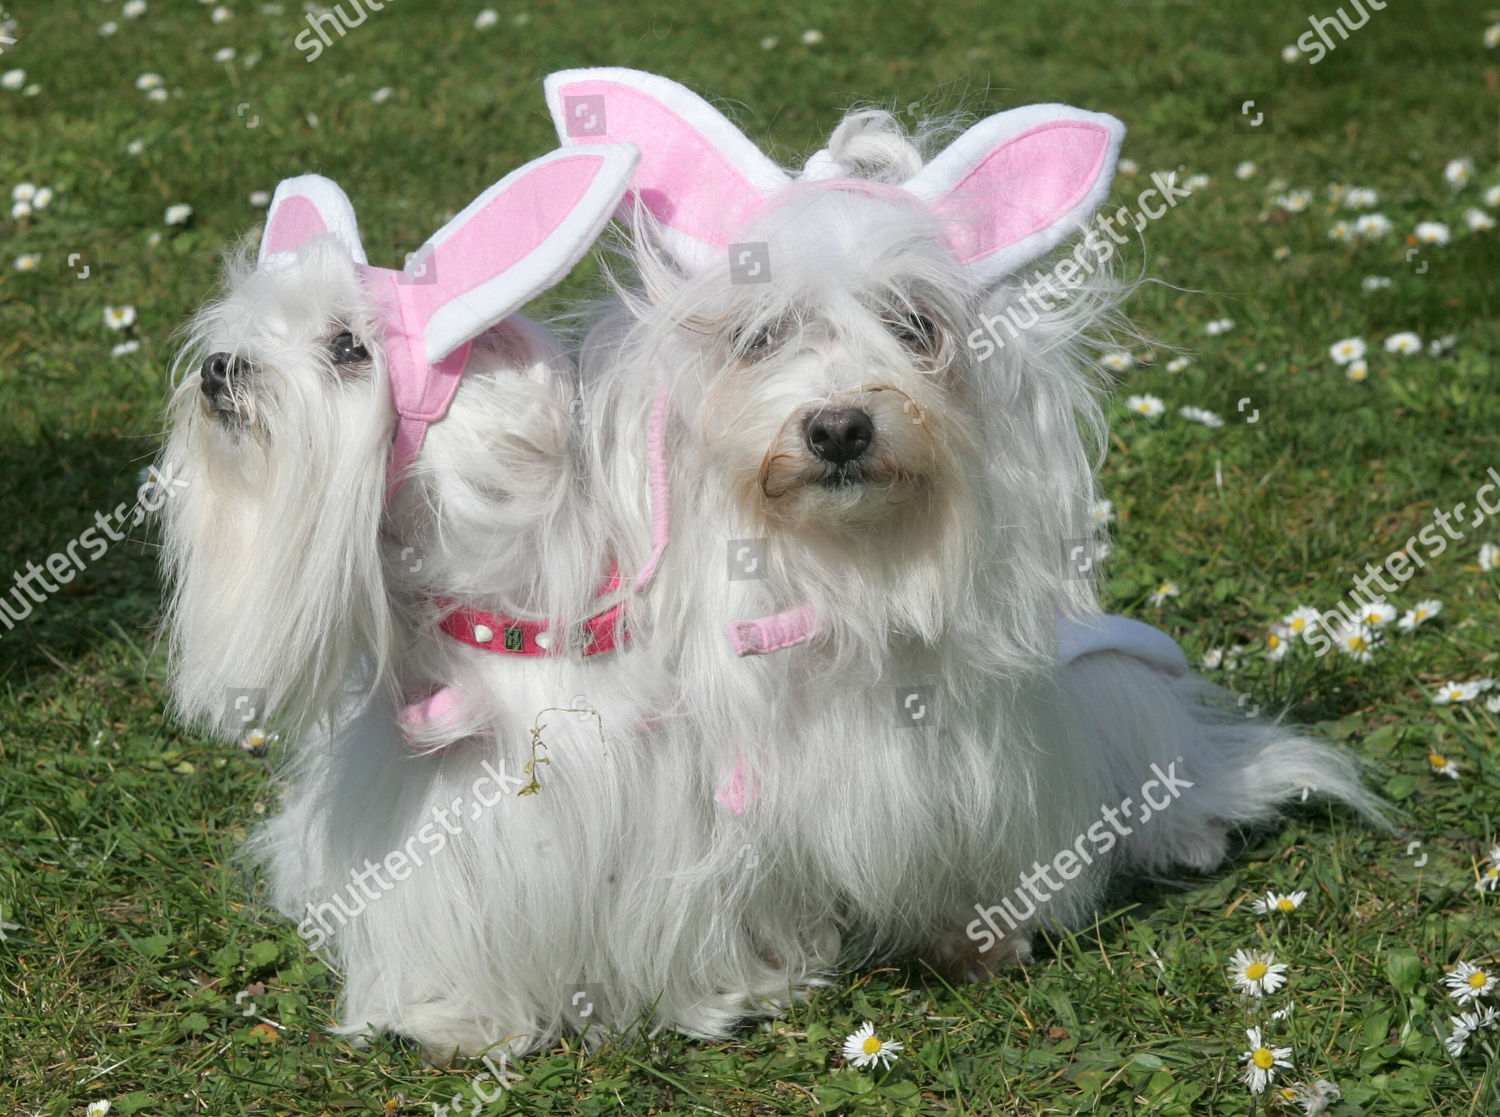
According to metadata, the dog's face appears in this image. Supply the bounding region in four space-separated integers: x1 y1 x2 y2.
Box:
667 188 983 538
174 239 390 462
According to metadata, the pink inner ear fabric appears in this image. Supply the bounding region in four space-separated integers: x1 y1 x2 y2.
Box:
560 80 766 248
934 121 1111 264
263 194 331 257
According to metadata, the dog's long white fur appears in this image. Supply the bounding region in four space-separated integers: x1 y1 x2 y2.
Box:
163 112 1382 1061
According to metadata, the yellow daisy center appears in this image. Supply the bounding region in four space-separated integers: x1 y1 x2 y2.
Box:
1276 898 1296 912
1487 868 1499 879
1268 634 1281 649
1252 1047 1275 1069
862 1036 883 1055
1469 972 1489 989
1245 962 1268 980
1349 636 1368 650
1290 618 1305 631
1429 753 1447 767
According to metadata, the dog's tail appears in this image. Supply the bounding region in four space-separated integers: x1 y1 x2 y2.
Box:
1056 651 1389 878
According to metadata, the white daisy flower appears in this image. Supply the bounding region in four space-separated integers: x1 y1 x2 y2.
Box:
1283 606 1321 641
123 0 148 16
760 36 779 50
111 340 142 358
1281 44 1301 63
1480 542 1499 571
1165 356 1191 373
126 139 146 156
147 87 169 103
1282 1079 1341 1115
164 203 193 225
11 182 34 202
32 186 52 209
103 305 137 331
1383 331 1422 355
1355 213 1393 237
1446 962 1498 1004
1415 221 1451 245
1205 317 1235 336
1486 184 1500 207
1345 187 1378 208
1327 336 1365 365
1327 221 1354 242
1361 275 1392 291
101 21 119 35
1275 190 1311 213
1147 581 1179 607
249 190 270 207
135 72 164 91
1487 23 1500 49
1235 161 1257 180
1445 1007 1498 1057
1464 208 1495 232
1180 405 1223 427
1264 624 1290 661
1273 245 1292 261
1433 681 1482 705
1334 622 1380 664
13 253 39 271
371 87 394 103
474 8 499 28
1251 890 1308 914
1270 1002 1296 1022
1118 158 1139 176
1126 394 1165 418
1428 334 1456 355
11 199 31 219
1229 949 1288 997
800 29 824 44
214 46 237 62
1099 351 1135 371
86 1103 112 1117
1427 750 1460 779
1346 359 1368 382
1356 601 1396 627
1443 158 1474 190
1241 1026 1293 1093
1 69 26 91
1186 173 1210 190
841 1022 902 1069
1089 499 1115 527
1397 599 1442 629
1201 648 1224 669
211 5 233 22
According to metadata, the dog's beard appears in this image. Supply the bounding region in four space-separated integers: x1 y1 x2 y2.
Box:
161 350 395 741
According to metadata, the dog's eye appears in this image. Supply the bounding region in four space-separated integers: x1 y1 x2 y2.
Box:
887 311 940 354
330 331 370 366
732 323 778 359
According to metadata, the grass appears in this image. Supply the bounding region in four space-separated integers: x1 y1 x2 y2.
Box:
2 0 1498 1113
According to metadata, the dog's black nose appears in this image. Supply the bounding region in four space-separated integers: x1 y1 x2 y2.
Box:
200 352 245 399
804 407 874 465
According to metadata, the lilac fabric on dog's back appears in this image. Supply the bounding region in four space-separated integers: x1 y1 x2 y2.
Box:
1056 614 1190 677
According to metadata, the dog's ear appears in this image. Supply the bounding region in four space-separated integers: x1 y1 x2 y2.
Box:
903 105 1125 285
258 174 368 265
544 67 788 271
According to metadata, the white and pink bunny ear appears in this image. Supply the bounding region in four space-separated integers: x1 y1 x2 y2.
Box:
370 143 639 497
904 104 1124 284
544 67 788 272
257 174 367 266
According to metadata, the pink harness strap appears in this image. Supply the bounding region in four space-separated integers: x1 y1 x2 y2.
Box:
725 603 821 656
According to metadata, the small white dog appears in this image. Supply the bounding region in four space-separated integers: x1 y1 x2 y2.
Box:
163 73 1379 1063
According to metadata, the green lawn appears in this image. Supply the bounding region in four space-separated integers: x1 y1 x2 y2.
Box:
2 1 1498 1113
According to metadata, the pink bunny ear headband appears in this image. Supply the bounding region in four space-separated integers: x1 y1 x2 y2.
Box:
256 144 641 501
543 67 1125 283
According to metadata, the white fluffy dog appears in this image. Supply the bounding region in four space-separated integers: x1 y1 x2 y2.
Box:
162 73 1380 1063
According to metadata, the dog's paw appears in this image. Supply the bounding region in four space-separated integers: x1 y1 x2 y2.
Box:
923 924 1034 983
338 1003 539 1065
